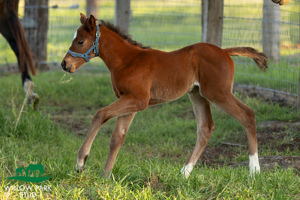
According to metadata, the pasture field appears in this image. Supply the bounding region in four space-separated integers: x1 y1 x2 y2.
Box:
0 0 299 95
0 71 299 199
0 1 299 199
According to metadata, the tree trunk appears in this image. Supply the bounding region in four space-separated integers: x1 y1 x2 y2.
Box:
86 0 98 19
201 0 224 47
263 0 280 61
23 0 49 70
115 0 131 34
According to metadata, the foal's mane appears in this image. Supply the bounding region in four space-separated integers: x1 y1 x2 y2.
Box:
99 20 150 49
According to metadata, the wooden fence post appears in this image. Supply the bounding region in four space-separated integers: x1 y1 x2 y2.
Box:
201 0 224 47
297 71 300 110
23 0 49 70
115 0 131 34
263 0 280 61
86 0 98 19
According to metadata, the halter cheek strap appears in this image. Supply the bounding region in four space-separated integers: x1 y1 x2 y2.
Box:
68 25 100 62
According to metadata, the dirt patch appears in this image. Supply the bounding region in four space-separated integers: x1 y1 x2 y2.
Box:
230 156 300 173
50 109 91 136
196 123 300 172
199 148 300 172
233 84 298 107
259 121 300 129
257 123 300 152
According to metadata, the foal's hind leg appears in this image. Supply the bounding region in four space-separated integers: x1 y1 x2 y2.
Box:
214 93 260 176
181 87 215 178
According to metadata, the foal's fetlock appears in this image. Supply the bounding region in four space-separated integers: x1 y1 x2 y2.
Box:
76 164 85 173
76 155 88 172
24 80 39 110
101 169 112 179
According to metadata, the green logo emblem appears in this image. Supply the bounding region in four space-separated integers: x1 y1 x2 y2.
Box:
6 164 50 183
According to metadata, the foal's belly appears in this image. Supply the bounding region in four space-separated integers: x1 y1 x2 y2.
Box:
149 74 194 104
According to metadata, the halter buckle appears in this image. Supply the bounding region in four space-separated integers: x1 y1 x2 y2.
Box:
96 31 100 38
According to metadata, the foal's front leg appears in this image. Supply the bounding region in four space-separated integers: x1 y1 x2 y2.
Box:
102 113 136 178
76 95 147 172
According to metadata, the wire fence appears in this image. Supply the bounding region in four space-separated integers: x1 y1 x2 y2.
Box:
0 0 299 98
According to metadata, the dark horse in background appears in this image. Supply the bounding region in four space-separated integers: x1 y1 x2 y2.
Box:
0 0 38 108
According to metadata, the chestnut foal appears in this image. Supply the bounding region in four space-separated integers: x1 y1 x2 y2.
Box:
62 14 267 178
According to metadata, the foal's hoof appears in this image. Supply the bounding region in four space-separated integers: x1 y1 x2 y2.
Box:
76 164 85 173
102 170 112 179
27 93 39 111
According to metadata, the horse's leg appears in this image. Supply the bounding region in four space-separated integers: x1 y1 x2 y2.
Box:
22 70 39 110
76 95 148 173
12 40 39 109
214 93 260 176
0 19 39 109
102 113 136 178
181 86 215 178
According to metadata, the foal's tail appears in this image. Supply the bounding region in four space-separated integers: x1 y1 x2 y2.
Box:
224 47 268 71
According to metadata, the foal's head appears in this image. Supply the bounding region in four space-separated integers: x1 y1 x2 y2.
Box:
61 13 99 73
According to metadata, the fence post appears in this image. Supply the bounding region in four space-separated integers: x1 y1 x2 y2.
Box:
201 0 224 47
23 0 49 70
115 0 131 34
263 0 280 61
86 0 98 19
297 71 300 110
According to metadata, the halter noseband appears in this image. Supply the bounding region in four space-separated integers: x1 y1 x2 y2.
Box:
68 25 100 62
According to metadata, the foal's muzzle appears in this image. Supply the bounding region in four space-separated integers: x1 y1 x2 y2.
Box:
61 60 72 72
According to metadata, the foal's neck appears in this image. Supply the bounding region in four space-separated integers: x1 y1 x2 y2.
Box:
99 25 141 72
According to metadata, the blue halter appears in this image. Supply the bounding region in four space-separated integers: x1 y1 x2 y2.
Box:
68 25 100 62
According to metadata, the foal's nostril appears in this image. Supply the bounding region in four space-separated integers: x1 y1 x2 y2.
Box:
61 60 66 70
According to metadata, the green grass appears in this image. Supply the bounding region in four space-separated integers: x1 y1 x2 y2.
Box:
0 1 299 198
0 71 300 199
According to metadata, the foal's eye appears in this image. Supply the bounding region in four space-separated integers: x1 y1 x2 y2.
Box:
78 41 84 45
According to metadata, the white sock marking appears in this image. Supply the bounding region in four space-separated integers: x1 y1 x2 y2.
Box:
73 31 77 41
249 153 260 176
181 163 194 179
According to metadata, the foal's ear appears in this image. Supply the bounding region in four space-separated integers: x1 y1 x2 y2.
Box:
80 13 87 24
86 15 96 30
